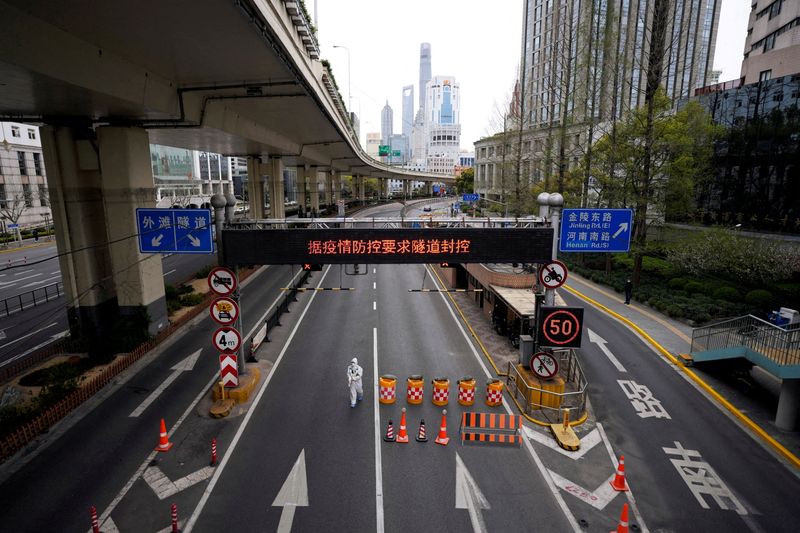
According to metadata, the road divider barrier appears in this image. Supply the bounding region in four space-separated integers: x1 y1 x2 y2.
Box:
431 376 450 406
396 408 410 443
610 455 629 491
435 409 450 446
457 376 476 406
459 412 522 446
379 374 397 404
155 418 173 452
171 503 178 533
407 374 424 404
90 506 99 533
211 438 217 466
486 379 504 407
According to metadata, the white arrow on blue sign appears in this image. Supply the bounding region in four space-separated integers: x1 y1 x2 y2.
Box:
462 193 480 202
559 208 634 253
136 208 213 254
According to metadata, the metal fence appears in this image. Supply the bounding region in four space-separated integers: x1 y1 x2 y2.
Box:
691 314 800 366
0 282 63 317
505 349 588 423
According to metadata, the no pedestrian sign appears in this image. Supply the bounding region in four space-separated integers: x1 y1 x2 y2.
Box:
530 352 559 380
537 307 584 349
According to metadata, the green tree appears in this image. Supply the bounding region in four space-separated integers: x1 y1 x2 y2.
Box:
455 167 474 193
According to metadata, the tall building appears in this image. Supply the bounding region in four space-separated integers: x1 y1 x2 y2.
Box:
366 132 381 158
0 122 51 230
381 100 393 145
425 76 461 175
401 85 414 137
741 0 800 85
475 0 722 200
419 43 432 113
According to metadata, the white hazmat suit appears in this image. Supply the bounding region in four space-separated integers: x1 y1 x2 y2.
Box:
347 357 363 407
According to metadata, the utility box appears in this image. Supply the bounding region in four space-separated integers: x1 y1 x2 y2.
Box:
519 335 534 366
780 307 799 325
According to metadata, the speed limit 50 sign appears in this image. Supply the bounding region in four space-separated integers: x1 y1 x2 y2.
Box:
537 307 584 348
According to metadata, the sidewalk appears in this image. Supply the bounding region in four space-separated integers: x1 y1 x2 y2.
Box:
446 269 800 463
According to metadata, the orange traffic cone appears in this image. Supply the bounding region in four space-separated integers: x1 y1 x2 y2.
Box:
383 419 396 442
609 455 628 491
416 419 428 442
155 418 173 452
611 502 629 533
396 408 409 443
434 409 450 446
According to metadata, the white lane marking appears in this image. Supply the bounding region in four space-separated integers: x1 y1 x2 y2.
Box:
87 516 120 533
273 449 309 533
373 301 376 311
374 327 385 533
13 269 34 276
0 322 57 350
163 269 177 277
455 452 490 532
373 268 376 274
426 265 581 532
0 330 5 340
143 465 215 500
547 469 619 510
184 266 331 532
373 281 376 290
128 349 203 417
49 271 60 275
587 328 627 373
597 423 650 532
524 426 602 460
20 275 60 288
0 273 41 286
0 331 68 366
242 267 305 342
97 372 220 529
155 520 185 533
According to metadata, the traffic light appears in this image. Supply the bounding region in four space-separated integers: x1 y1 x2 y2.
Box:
302 263 322 271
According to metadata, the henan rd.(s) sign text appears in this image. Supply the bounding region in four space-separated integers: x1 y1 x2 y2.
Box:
221 228 554 265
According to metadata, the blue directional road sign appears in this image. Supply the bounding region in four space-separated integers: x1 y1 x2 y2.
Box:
559 208 633 252
462 193 480 202
136 208 214 254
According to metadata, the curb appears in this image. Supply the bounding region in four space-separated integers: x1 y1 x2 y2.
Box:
563 283 800 470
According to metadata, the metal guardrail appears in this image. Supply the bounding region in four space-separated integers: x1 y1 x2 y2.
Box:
505 349 588 423
0 281 63 317
691 314 800 366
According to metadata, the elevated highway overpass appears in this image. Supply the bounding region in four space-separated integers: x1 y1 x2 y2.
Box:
0 0 454 349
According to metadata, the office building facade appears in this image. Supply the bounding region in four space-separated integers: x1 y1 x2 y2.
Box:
381 101 393 145
741 0 800 85
0 122 51 230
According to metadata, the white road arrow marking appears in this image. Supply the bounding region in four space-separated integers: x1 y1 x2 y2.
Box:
587 329 627 373
612 222 629 239
524 426 602 459
129 349 202 417
273 449 309 533
187 234 201 247
151 234 164 247
455 453 490 533
547 469 619 510
143 465 215 500
0 330 5 341
0 273 41 287
87 517 119 533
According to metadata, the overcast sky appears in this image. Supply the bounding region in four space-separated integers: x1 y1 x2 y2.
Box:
315 0 750 151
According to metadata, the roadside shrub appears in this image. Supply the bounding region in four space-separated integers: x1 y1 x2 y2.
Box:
195 264 214 279
684 281 705 294
668 277 689 290
712 286 741 303
164 284 178 300
745 289 773 308
167 299 183 313
179 293 205 307
666 305 684 318
693 312 712 324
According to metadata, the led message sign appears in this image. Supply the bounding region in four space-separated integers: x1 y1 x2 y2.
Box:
221 228 554 265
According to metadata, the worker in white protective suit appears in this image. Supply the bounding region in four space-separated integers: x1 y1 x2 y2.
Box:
347 357 364 408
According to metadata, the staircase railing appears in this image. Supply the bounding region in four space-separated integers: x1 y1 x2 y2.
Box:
691 314 800 366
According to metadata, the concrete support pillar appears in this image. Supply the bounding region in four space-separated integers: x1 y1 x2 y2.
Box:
40 126 117 345
380 179 389 200
357 176 365 202
97 127 167 335
246 157 265 218
425 182 433 196
296 166 307 216
776 378 800 430
269 157 285 219
308 169 320 216
325 171 334 206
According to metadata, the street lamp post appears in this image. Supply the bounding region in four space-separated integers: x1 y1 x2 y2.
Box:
332 45 351 111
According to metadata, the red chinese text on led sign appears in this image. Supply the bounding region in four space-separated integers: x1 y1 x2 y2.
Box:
306 238 472 256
